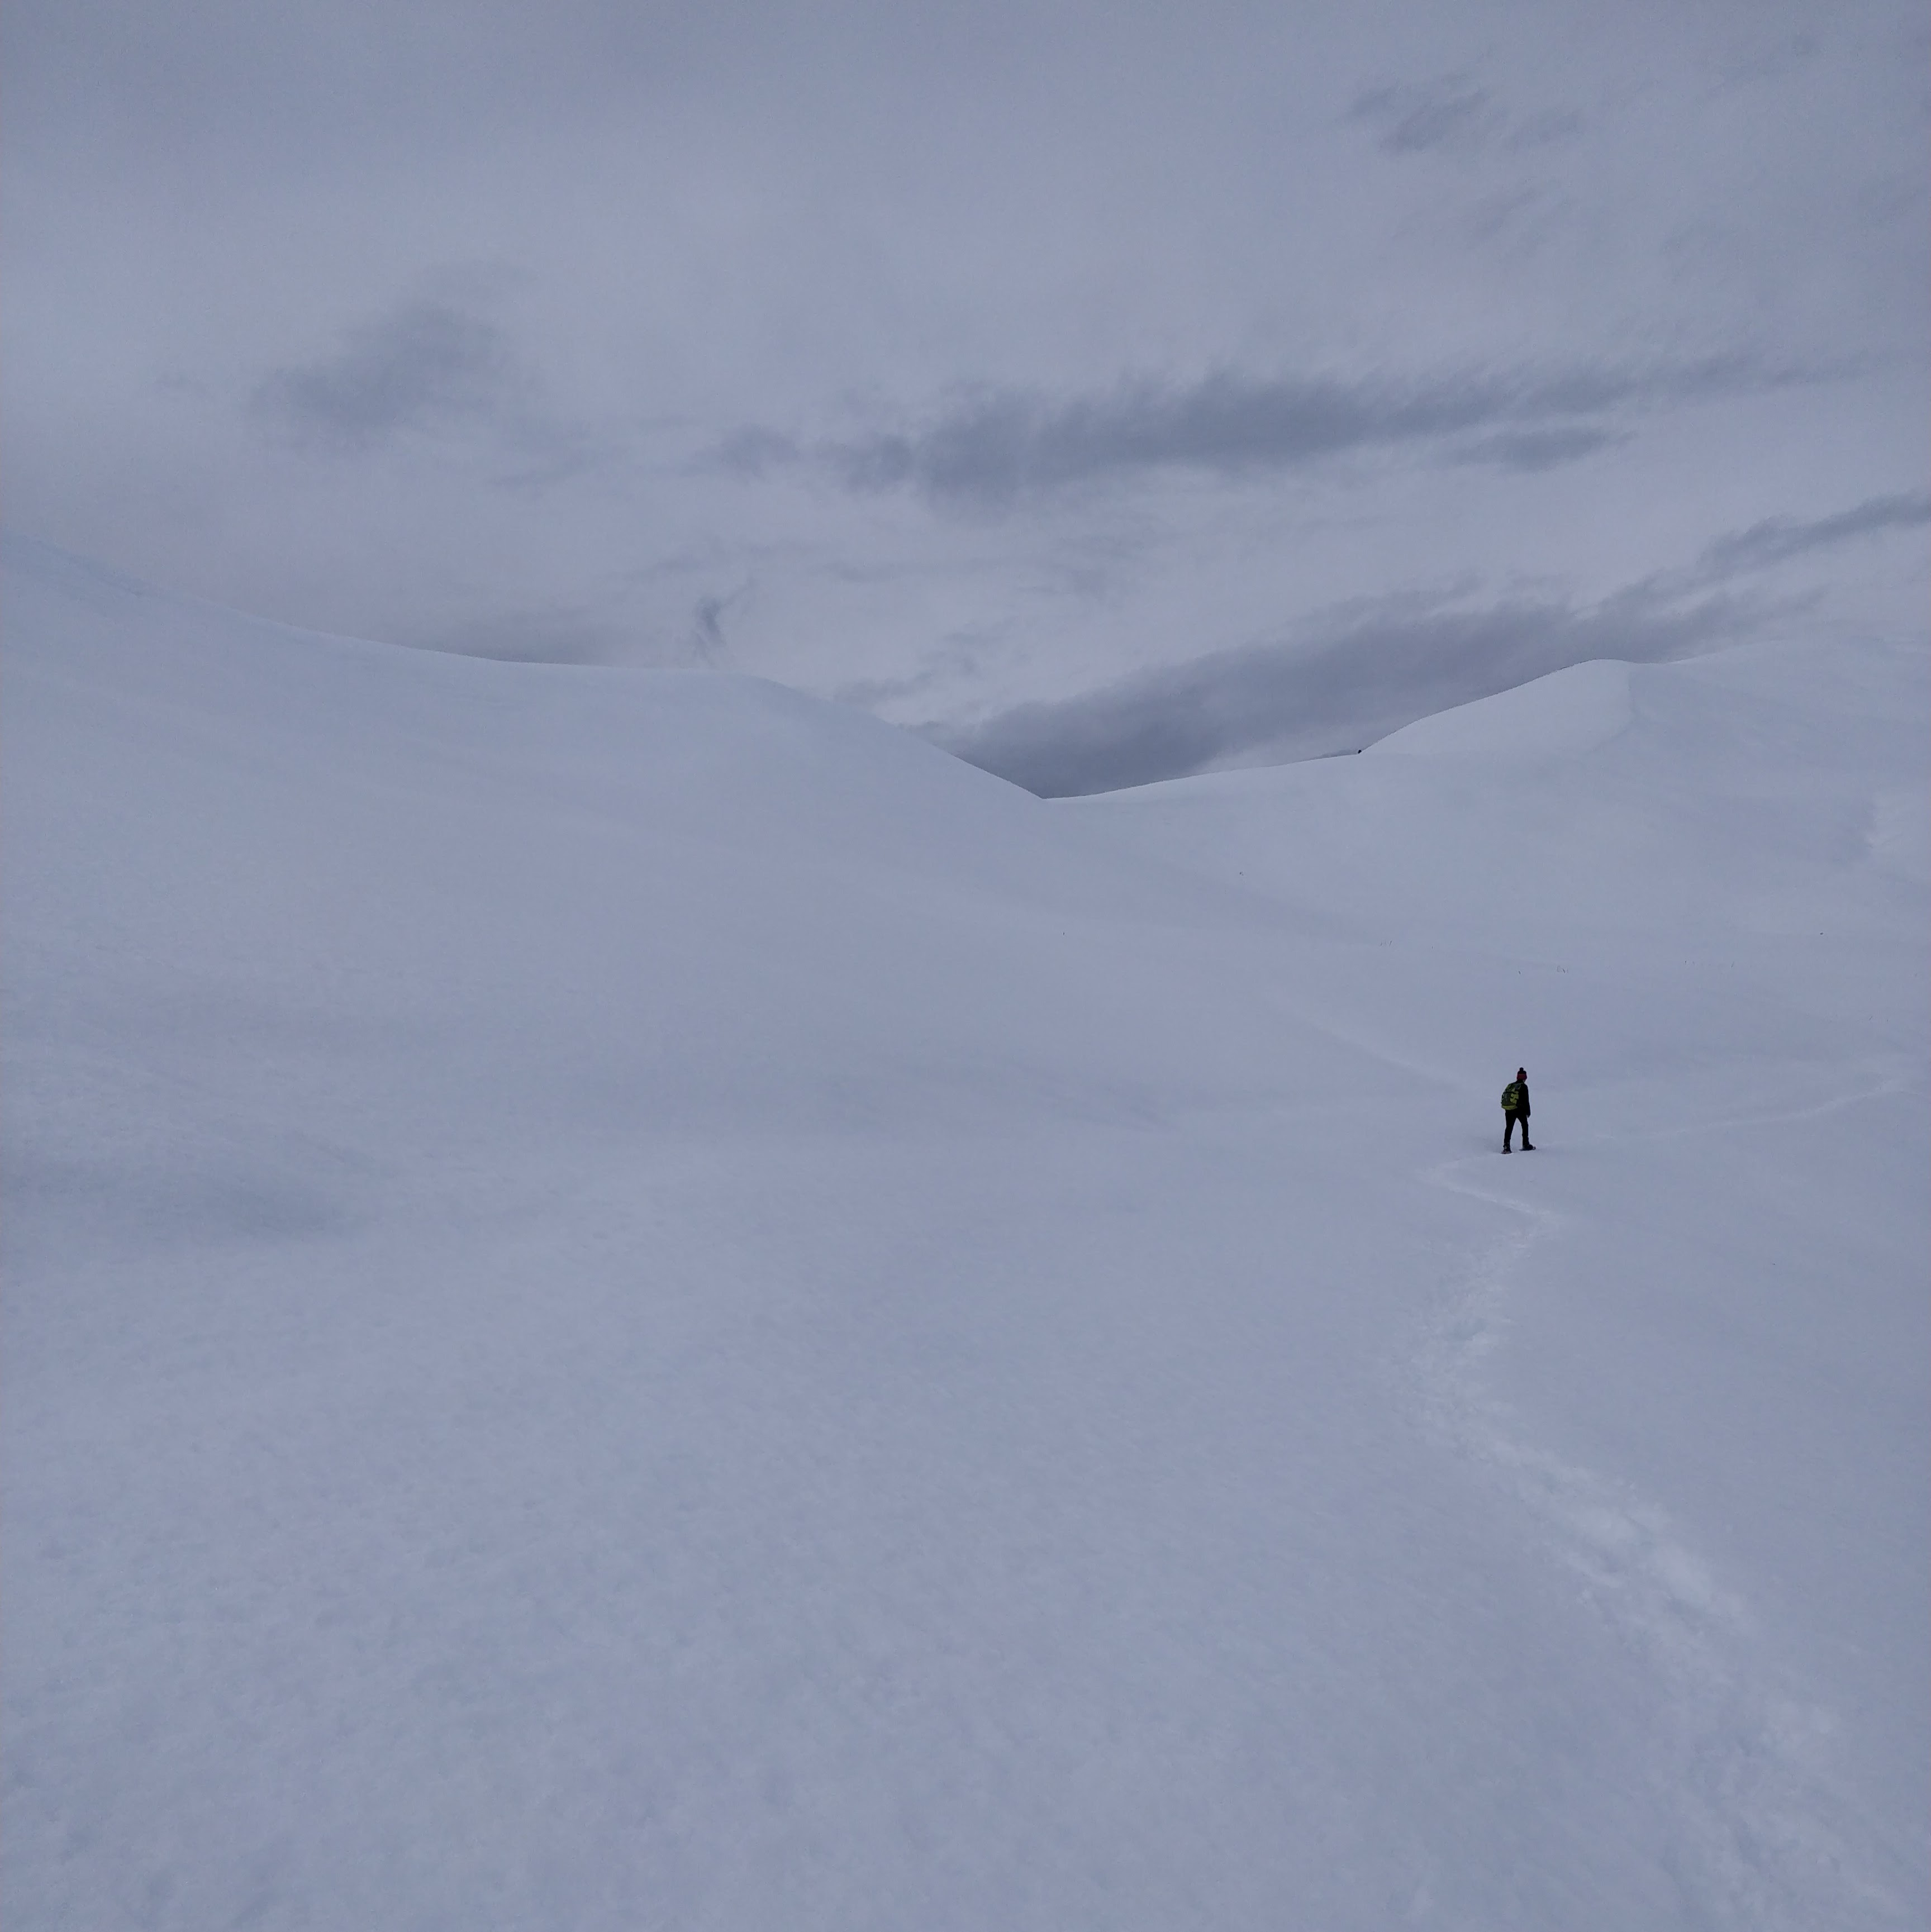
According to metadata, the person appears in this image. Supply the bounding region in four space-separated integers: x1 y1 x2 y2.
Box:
1501 1068 1534 1151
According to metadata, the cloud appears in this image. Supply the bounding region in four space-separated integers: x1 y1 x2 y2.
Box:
1452 426 1627 472
1504 108 1584 151
412 606 620 665
812 355 1813 510
926 591 1751 797
253 301 524 451
706 427 803 479
926 488 1928 796
1350 79 1501 154
1691 491 1931 577
688 584 755 665
1349 77 1581 156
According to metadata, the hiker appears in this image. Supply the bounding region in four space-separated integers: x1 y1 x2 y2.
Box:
1501 1068 1534 1152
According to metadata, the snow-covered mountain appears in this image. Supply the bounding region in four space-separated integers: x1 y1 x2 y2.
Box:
4 534 1925 1929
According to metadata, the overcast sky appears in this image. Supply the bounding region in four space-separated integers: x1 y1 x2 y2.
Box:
6 0 1926 791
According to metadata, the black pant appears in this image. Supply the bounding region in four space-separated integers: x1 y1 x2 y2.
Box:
1504 1110 1533 1150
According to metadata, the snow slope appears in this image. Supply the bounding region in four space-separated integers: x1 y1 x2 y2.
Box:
4 535 1925 1929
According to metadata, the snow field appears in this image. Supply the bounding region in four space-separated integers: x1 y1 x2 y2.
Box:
4 536 1926 1928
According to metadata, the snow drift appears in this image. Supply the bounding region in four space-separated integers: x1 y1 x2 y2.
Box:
4 534 1925 1929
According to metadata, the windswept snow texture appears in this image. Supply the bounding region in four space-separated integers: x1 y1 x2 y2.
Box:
4 535 1927 1930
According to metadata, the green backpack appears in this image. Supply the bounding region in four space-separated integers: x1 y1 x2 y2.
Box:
1500 1082 1524 1111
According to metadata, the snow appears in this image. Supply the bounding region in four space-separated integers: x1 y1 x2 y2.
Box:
1367 656 1636 762
4 532 1926 1929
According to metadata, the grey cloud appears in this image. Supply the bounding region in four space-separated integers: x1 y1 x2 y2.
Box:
1504 108 1583 151
412 606 620 665
1692 492 1931 577
253 302 523 451
1350 79 1500 154
927 592 1749 798
898 488 1918 793
1706 30 1821 94
1617 491 1931 605
689 585 753 665
7 0 1920 736
706 427 803 480
1453 426 1626 472
818 356 1812 510
691 595 729 663
1350 78 1580 157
